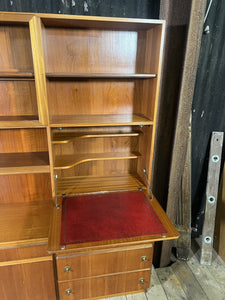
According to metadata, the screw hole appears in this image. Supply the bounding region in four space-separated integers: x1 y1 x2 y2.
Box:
212 155 220 162
204 236 212 244
208 196 215 204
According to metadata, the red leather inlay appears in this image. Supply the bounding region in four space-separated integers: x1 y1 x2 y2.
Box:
60 190 167 245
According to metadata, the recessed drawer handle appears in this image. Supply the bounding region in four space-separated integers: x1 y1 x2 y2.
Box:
65 288 72 295
141 256 147 262
64 266 72 273
139 278 145 284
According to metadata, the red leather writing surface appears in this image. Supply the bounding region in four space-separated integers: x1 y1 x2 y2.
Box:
60 190 167 245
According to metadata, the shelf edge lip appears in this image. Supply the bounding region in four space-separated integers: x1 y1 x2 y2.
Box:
49 121 154 127
46 73 157 79
0 166 51 175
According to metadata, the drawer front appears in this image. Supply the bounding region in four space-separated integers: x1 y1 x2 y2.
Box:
58 270 151 300
57 246 152 281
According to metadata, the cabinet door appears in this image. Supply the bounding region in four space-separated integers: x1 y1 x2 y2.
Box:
0 260 56 300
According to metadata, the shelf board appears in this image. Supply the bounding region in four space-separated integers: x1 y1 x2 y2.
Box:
46 72 156 79
56 174 146 196
54 152 141 170
0 116 43 128
0 201 51 247
0 152 50 175
52 131 141 144
0 70 34 79
50 114 153 127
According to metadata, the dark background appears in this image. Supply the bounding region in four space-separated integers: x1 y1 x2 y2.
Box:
1 0 224 236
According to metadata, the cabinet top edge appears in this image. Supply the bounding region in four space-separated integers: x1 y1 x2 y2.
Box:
0 11 165 28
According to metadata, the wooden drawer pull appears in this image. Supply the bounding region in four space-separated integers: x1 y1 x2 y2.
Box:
65 288 72 295
139 278 145 284
141 256 147 262
64 266 71 273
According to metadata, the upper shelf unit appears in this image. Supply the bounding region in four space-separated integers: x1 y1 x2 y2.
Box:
42 19 164 127
0 21 47 127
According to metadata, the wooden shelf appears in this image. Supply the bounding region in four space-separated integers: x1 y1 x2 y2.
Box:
56 174 146 196
50 114 153 127
0 201 52 247
0 116 43 128
54 152 141 170
0 70 34 79
52 131 141 144
0 152 50 175
46 72 156 79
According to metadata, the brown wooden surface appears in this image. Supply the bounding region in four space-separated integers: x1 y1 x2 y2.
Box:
58 270 150 300
0 80 38 118
0 201 52 247
159 0 207 267
57 246 152 281
0 70 34 78
48 192 179 253
53 131 141 144
0 119 43 128
200 132 224 265
46 73 156 79
214 163 225 261
0 173 52 203
54 152 140 170
50 114 153 127
56 175 145 196
0 152 49 174
0 128 48 152
0 24 33 71
29 17 49 125
0 260 56 300
0 244 49 262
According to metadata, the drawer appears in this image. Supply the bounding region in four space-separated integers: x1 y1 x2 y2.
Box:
58 270 151 300
57 246 152 281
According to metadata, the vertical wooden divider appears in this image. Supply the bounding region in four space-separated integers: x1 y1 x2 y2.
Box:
29 16 55 198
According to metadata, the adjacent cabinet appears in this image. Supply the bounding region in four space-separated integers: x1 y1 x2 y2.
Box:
0 12 178 300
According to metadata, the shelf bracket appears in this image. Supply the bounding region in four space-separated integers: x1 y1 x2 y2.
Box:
143 168 153 200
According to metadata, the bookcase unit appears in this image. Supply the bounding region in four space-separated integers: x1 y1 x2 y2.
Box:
0 12 179 300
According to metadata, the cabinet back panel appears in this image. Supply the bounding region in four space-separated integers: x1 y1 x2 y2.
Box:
0 128 48 153
48 80 134 117
57 160 137 177
53 136 139 155
0 173 52 203
0 25 33 71
44 29 137 73
0 81 38 117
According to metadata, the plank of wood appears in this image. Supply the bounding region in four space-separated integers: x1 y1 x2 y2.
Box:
156 266 187 300
159 0 207 267
171 261 208 300
46 72 156 79
146 266 168 300
187 250 225 299
0 70 34 78
200 132 224 265
54 152 141 170
52 131 141 144
50 114 153 127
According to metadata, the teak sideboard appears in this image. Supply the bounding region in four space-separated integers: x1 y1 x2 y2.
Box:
0 12 179 300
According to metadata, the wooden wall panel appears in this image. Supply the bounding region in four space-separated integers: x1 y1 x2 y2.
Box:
0 173 52 203
0 128 48 153
0 25 33 71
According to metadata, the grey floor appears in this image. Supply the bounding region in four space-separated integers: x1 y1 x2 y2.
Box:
104 240 225 300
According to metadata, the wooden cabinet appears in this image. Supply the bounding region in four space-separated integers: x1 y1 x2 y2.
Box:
0 12 179 300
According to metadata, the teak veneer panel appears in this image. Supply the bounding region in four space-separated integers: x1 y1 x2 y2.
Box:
58 270 150 300
54 152 141 170
0 24 33 72
56 175 145 195
0 173 52 203
0 201 52 247
0 260 56 300
0 80 38 118
50 114 153 127
52 131 141 144
57 246 152 281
